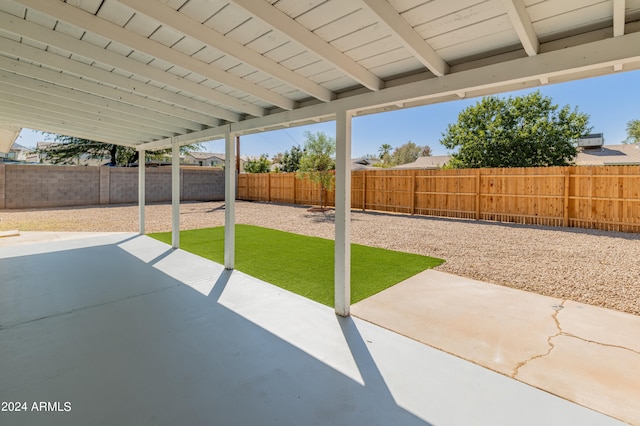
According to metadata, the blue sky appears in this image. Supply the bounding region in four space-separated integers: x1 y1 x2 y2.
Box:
16 69 640 158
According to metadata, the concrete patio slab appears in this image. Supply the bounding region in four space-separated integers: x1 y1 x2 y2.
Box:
517 335 640 424
0 230 19 238
353 269 562 377
0 231 131 247
0 234 621 425
560 300 640 353
351 269 640 425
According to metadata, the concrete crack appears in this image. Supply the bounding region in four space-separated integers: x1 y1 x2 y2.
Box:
512 299 640 378
511 300 565 378
561 333 640 357
0 284 178 331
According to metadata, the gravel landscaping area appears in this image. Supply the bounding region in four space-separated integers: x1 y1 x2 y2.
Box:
1 200 639 316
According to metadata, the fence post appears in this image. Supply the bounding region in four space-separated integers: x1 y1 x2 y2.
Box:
475 168 481 220
362 170 366 211
292 173 296 205
563 168 570 227
268 173 271 202
411 172 416 215
589 167 594 228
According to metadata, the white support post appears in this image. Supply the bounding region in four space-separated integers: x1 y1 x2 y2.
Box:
335 109 353 316
224 126 236 269
138 149 145 235
171 139 180 249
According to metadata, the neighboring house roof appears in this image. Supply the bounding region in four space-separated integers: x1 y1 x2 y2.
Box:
186 152 253 163
352 163 375 171
352 157 374 164
25 152 40 162
351 157 378 170
187 152 223 160
393 155 452 169
388 145 640 169
8 143 31 162
10 142 29 151
575 144 640 165
36 141 58 150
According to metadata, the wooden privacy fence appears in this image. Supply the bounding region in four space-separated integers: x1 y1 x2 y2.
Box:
237 165 640 233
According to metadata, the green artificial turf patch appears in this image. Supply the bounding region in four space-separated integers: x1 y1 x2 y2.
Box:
150 225 444 307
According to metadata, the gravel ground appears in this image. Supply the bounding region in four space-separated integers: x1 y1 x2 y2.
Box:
1 200 639 316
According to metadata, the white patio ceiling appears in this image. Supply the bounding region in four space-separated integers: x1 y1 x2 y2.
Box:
0 124 20 152
1 0 640 151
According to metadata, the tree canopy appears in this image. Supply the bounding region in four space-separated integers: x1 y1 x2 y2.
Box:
271 145 305 172
372 141 432 167
297 131 335 208
37 133 201 166
392 141 432 165
624 119 640 144
377 143 393 166
281 145 305 172
440 91 590 168
243 154 271 173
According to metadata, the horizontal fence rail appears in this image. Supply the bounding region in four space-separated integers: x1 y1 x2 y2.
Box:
237 166 640 233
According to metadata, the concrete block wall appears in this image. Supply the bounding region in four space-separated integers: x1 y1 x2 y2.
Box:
145 167 173 203
107 167 168 204
182 167 225 201
99 167 110 205
4 165 100 209
0 164 225 209
109 168 139 204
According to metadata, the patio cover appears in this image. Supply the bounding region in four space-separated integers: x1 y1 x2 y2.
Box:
1 0 640 314
0 124 21 153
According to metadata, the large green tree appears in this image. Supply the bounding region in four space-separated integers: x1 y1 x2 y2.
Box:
392 141 432 165
37 135 129 166
440 91 590 168
624 119 640 144
297 131 335 208
37 133 201 166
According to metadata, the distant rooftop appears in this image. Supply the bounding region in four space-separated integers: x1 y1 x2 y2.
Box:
576 144 640 165
389 144 640 169
393 155 453 169
187 152 223 160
